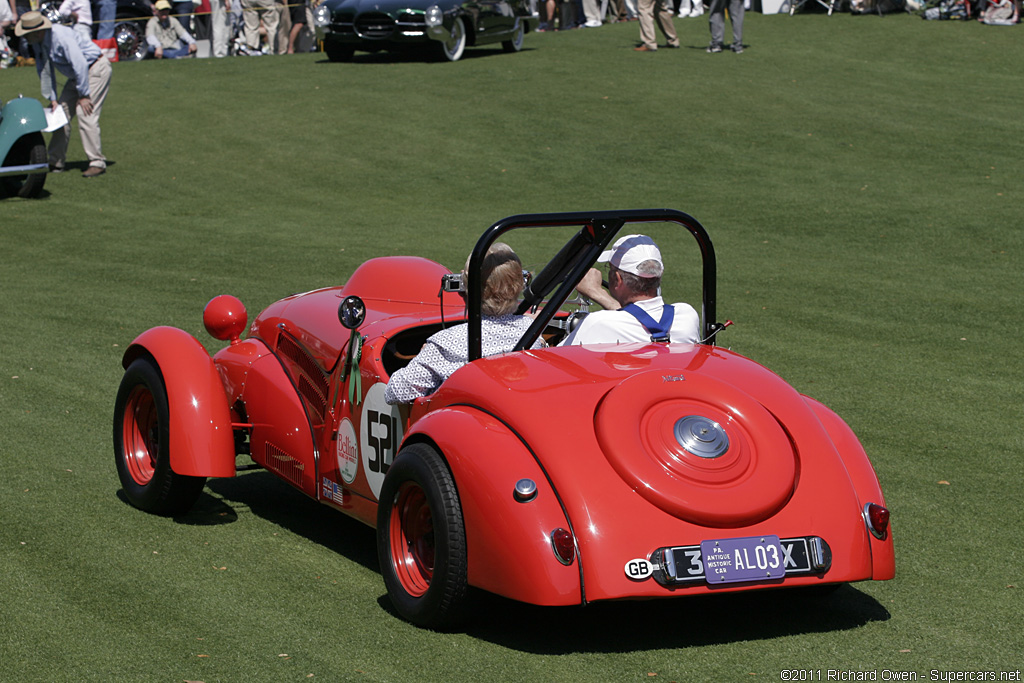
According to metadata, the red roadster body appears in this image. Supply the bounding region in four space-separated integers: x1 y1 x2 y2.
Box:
114 209 894 628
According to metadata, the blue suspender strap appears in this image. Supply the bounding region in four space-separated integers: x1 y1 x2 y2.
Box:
622 303 675 343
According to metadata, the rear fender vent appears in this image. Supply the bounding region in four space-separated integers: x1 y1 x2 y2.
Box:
297 375 327 425
276 331 329 423
265 442 304 488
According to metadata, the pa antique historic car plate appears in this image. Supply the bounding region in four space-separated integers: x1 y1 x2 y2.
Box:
700 535 786 584
653 536 830 586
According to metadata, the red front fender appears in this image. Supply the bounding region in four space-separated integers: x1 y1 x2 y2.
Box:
122 327 236 478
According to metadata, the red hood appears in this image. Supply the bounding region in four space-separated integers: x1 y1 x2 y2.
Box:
248 257 465 372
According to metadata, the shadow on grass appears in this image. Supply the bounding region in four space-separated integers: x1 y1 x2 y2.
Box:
203 470 379 572
314 46 534 65
196 471 888 651
114 487 241 525
457 584 891 653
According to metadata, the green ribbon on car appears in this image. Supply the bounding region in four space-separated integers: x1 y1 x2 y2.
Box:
347 333 363 406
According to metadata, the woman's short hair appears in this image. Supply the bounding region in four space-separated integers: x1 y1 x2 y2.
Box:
463 242 524 317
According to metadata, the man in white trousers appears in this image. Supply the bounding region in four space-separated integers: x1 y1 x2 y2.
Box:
16 10 111 178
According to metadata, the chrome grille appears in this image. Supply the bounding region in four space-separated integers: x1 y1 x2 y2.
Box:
355 12 395 38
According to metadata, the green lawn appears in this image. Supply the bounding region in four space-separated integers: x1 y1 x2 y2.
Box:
1 12 1022 681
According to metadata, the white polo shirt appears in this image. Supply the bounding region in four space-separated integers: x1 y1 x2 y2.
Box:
560 296 700 346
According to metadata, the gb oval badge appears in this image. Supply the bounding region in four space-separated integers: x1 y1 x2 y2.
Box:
624 558 654 581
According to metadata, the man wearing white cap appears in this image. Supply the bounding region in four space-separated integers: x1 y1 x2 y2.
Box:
15 10 111 177
560 234 700 346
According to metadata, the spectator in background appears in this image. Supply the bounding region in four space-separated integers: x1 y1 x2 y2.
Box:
147 0 197 58
610 0 639 21
57 0 93 43
706 0 743 52
209 0 232 56
978 0 1019 22
16 10 111 177
274 0 288 54
582 0 603 26
537 0 556 30
286 0 307 52
241 0 277 54
10 0 33 58
677 0 703 16
634 0 679 51
0 0 12 61
93 0 117 52
571 0 587 26
173 0 194 33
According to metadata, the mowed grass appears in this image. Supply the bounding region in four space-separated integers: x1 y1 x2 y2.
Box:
2 12 1022 681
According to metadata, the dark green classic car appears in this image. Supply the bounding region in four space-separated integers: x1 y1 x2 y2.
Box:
313 0 537 62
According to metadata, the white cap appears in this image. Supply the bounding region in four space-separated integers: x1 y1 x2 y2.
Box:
597 234 663 278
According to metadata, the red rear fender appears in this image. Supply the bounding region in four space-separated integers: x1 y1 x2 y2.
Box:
804 397 895 580
122 327 236 478
405 407 583 606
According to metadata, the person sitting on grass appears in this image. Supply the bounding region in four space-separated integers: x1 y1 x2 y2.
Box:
146 0 197 59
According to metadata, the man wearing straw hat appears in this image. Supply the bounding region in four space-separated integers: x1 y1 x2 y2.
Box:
15 10 112 178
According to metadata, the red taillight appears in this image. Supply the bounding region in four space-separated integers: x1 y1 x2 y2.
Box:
864 503 890 539
550 528 576 566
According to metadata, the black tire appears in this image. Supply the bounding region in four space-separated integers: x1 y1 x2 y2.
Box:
113 358 206 515
502 19 524 53
435 17 466 62
1 132 47 199
377 443 468 629
325 43 355 62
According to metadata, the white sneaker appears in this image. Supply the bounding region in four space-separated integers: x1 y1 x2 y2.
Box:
584 18 602 26
677 9 689 16
690 4 704 15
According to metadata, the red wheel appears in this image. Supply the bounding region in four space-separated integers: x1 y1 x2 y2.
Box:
389 482 435 597
121 383 159 485
377 444 467 629
114 358 205 515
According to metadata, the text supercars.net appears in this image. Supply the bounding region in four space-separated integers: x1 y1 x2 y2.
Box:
780 670 1022 682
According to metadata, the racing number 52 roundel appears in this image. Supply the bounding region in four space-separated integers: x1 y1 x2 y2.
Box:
360 383 404 500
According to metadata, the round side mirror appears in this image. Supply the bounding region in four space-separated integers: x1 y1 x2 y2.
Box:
204 294 248 344
338 295 366 330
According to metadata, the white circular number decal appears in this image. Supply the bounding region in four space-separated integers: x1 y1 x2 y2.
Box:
360 383 404 500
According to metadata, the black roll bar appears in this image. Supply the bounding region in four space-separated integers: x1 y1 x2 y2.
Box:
466 209 718 361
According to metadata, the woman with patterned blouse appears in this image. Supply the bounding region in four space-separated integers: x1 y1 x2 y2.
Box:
385 243 543 404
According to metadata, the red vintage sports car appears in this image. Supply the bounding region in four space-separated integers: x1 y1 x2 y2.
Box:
114 209 894 629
